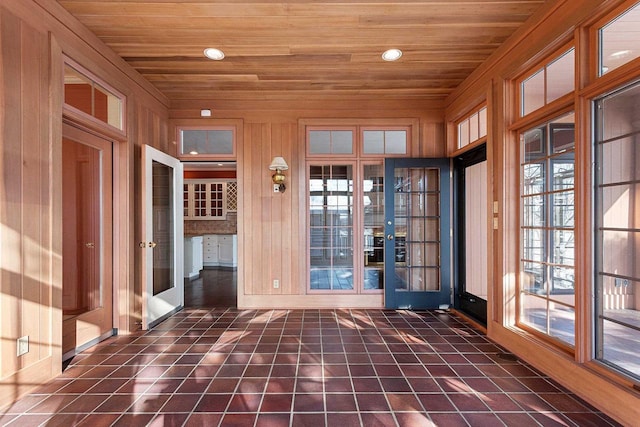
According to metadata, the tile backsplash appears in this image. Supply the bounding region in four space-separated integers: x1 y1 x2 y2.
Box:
185 212 237 235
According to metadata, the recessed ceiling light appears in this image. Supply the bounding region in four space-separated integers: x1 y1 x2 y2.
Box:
204 48 225 60
382 48 402 62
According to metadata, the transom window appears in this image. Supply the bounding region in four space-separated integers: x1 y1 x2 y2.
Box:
520 48 575 116
362 129 408 155
598 2 640 76
456 105 487 150
178 127 236 159
64 60 124 131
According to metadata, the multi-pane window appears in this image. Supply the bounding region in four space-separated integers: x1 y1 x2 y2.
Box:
599 2 640 76
309 165 354 290
594 79 640 379
178 127 235 158
520 48 575 116
457 106 487 149
64 62 124 130
520 112 576 346
362 129 408 155
363 164 385 290
183 180 233 220
308 129 354 155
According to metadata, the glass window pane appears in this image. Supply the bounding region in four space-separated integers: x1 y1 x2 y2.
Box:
522 69 545 116
469 112 479 142
520 293 548 334
309 130 331 154
363 130 384 154
385 131 407 154
546 49 575 104
182 130 206 155
600 137 637 184
601 318 640 377
478 107 487 138
599 3 640 76
181 129 234 155
458 120 470 148
595 79 640 380
523 163 545 195
309 164 354 291
64 64 124 130
332 131 353 154
95 83 122 129
523 195 545 227
207 130 234 154
522 229 545 263
363 164 384 288
602 184 638 229
523 128 546 162
520 113 575 347
549 304 575 344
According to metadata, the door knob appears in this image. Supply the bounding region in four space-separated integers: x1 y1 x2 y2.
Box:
387 234 394 240
85 242 95 248
148 241 157 248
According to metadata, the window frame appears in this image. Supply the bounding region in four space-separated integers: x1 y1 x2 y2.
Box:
177 125 237 161
63 56 127 137
303 122 415 295
360 126 411 158
518 112 577 349
516 43 576 119
454 104 488 152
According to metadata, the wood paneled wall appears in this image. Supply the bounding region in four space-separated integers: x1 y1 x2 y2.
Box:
444 1 640 425
0 0 170 407
0 6 59 403
171 101 445 308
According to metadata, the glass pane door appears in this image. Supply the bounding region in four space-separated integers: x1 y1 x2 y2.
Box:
152 161 175 295
142 145 184 329
384 158 451 309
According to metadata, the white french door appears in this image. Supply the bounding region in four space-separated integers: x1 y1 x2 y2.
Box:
141 145 184 329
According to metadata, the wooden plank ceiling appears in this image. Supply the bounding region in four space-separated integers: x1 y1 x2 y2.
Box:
58 0 546 102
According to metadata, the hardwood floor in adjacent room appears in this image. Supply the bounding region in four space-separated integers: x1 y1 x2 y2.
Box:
184 268 237 308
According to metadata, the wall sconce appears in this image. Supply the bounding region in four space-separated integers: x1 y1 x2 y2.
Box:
269 156 288 193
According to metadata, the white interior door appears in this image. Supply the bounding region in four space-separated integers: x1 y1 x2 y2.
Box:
142 145 184 329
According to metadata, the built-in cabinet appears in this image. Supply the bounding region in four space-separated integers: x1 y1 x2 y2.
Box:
203 234 237 268
184 236 203 279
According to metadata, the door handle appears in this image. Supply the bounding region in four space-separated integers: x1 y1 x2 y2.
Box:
387 234 394 240
148 241 157 248
85 242 95 248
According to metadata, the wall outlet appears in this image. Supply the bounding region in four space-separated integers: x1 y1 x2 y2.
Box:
17 336 29 357
273 279 280 289
273 184 280 193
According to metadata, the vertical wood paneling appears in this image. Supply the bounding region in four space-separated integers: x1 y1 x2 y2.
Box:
0 6 57 399
0 8 24 379
270 124 283 296
21 16 46 367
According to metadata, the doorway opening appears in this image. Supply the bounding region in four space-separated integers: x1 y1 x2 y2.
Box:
61 123 114 359
454 144 488 325
182 162 238 308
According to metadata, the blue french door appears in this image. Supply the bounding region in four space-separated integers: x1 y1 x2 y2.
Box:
384 158 452 309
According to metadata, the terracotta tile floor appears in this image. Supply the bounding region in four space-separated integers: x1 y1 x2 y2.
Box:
0 309 621 427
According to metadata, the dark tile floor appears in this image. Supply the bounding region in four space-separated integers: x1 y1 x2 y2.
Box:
0 308 620 427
